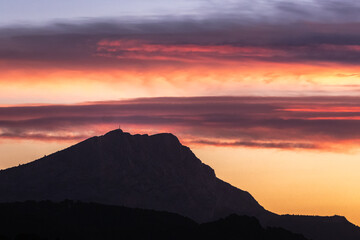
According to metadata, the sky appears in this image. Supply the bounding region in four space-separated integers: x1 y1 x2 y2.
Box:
2 0 360 225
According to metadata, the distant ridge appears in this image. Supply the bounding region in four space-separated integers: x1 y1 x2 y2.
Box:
0 129 359 240
0 201 308 240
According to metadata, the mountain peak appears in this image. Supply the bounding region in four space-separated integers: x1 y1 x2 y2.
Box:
1 130 360 240
104 128 124 136
0 129 263 222
102 128 178 140
101 129 182 148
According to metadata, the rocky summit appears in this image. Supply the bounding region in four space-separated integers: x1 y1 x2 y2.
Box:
0 129 360 240
0 129 266 222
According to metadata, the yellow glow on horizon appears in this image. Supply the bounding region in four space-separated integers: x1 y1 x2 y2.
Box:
193 146 360 226
0 139 72 169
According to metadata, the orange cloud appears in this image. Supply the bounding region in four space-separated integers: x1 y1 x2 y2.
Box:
96 39 286 62
1 20 360 104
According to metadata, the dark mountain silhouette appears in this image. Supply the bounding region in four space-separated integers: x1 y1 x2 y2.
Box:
0 129 266 222
0 129 359 240
0 200 308 240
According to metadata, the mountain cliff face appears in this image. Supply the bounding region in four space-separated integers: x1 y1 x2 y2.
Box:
0 129 266 222
0 129 359 240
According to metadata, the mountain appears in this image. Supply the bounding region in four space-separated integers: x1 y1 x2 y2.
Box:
0 201 308 240
0 129 359 240
0 129 266 222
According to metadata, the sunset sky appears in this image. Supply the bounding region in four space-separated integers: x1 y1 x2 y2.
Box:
2 0 360 225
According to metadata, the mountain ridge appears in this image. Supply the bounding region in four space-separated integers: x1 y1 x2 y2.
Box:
0 129 359 240
0 200 308 240
0 129 266 222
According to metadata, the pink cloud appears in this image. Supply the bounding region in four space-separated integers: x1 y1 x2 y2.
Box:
1 96 360 151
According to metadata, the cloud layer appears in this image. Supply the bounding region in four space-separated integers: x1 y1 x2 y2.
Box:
2 19 360 69
1 14 360 103
2 96 360 151
3 0 360 26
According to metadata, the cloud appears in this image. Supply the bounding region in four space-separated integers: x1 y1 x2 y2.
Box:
2 17 360 104
1 17 360 73
188 139 318 149
1 96 360 151
205 0 360 23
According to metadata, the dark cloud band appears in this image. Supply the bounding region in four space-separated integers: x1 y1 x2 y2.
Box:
1 96 360 150
1 19 360 70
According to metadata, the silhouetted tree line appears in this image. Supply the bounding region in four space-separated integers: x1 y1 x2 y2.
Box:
0 201 308 240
